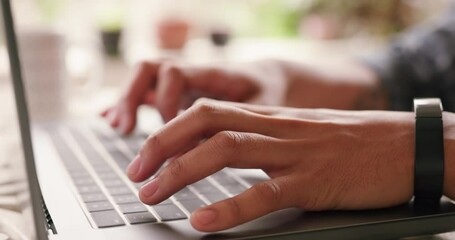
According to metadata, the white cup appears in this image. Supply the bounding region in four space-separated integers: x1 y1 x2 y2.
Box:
18 28 67 121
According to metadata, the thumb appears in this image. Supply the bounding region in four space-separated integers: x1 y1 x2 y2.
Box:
190 178 296 232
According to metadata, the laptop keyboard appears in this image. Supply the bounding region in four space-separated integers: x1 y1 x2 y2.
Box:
46 123 251 229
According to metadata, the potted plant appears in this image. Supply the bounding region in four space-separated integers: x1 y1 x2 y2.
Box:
97 5 125 57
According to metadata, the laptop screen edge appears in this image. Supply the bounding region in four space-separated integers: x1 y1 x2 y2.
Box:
1 0 50 239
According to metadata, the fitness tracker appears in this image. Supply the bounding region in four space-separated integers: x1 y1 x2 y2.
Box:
413 98 444 209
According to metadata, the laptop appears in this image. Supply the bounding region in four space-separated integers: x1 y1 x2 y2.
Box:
2 0 455 239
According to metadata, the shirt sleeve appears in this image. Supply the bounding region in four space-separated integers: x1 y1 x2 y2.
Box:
365 6 455 112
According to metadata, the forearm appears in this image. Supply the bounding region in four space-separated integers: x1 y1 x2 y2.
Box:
276 59 389 110
444 112 455 200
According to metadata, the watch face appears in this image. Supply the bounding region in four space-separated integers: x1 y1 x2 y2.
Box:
414 98 443 117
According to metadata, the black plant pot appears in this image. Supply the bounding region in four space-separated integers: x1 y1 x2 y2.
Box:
101 30 122 57
210 29 231 47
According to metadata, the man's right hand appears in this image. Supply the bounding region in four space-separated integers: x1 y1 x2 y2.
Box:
101 60 289 135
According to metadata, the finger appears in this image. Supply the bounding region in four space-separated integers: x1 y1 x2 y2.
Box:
194 98 283 116
114 61 161 132
124 61 161 104
205 99 349 124
118 102 138 135
155 63 187 122
128 102 295 182
100 108 111 117
191 178 296 232
154 63 257 122
143 91 156 105
106 108 120 128
137 131 298 204
182 65 258 102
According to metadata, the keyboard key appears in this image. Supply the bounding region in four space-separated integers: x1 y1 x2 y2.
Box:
152 204 187 221
173 188 198 200
134 132 149 140
86 201 114 212
81 192 108 203
92 129 114 142
133 183 143 189
107 186 132 196
223 185 247 195
113 194 138 204
123 141 142 153
72 178 96 186
69 170 90 179
94 136 132 171
77 185 101 194
125 212 157 224
83 151 105 164
211 172 238 185
115 161 130 171
204 193 228 203
103 179 125 187
192 179 211 188
195 187 225 199
156 198 173 205
92 165 114 173
108 149 130 162
98 171 119 180
192 180 219 194
90 210 125 228
119 202 148 214
64 164 85 172
100 142 118 152
178 199 207 213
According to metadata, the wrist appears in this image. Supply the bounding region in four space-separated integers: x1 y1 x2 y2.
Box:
278 59 388 110
443 112 455 200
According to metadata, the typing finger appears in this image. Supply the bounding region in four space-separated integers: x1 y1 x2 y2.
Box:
190 177 297 232
138 132 298 204
154 63 258 122
127 102 290 182
116 61 161 134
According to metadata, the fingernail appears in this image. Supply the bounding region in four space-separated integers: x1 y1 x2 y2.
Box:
192 209 217 226
127 155 141 178
141 177 159 198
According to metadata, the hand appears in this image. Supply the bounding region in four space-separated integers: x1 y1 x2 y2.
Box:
127 99 415 232
101 60 289 134
102 58 385 135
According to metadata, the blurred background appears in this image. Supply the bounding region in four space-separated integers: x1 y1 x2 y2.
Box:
0 0 454 120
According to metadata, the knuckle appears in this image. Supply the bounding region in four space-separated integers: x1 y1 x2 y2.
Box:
192 101 219 115
213 131 243 150
159 62 181 78
141 134 163 157
193 97 213 107
166 158 185 179
225 197 242 219
253 181 283 208
189 101 221 125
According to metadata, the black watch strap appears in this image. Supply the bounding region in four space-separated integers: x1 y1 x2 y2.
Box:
413 98 444 209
